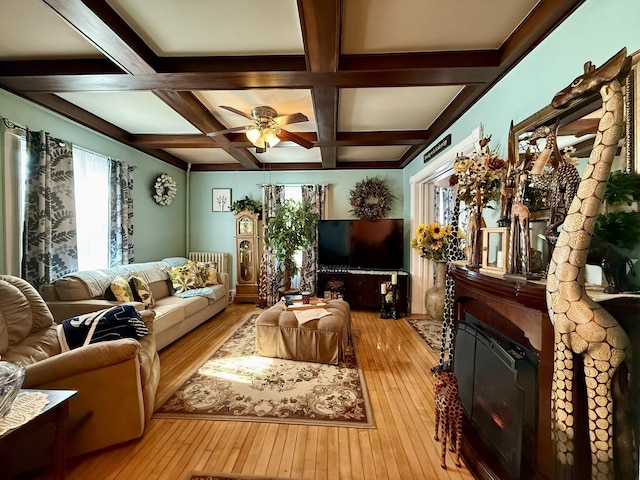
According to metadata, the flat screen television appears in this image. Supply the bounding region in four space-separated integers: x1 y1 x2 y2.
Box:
318 218 404 270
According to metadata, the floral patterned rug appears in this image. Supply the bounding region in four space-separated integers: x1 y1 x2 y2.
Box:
155 314 374 428
404 317 443 352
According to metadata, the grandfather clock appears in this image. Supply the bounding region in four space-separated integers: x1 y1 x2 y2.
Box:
234 210 259 303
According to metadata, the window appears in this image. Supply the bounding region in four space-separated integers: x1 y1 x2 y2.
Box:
72 146 110 270
7 134 111 272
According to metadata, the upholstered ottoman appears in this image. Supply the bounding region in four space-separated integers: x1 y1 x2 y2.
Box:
255 299 351 365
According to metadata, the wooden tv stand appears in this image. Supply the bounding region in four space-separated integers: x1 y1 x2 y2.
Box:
317 269 410 314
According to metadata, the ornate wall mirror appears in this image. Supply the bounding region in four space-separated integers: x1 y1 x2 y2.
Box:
510 48 639 285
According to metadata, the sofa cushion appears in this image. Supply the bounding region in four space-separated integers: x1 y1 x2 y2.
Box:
54 276 94 301
110 276 135 302
195 261 219 286
148 301 185 336
155 295 208 319
129 276 154 309
166 261 203 293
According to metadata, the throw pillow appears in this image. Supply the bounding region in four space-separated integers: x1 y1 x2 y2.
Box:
166 261 203 294
129 275 155 309
58 304 150 352
110 275 134 302
196 261 219 286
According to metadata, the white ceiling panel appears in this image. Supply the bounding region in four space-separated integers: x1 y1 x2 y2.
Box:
194 90 316 132
338 86 464 131
107 0 304 56
0 0 103 59
164 148 239 165
56 92 201 134
338 146 411 162
342 0 539 54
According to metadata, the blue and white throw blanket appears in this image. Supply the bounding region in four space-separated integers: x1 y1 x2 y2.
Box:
58 305 150 352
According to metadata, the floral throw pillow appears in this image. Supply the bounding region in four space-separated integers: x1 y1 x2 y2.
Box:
110 275 135 302
166 261 203 294
196 261 219 286
129 275 155 309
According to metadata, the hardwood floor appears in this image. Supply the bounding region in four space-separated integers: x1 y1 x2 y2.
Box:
61 303 474 480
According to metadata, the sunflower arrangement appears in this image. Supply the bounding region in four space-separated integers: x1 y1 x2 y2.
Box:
410 222 452 262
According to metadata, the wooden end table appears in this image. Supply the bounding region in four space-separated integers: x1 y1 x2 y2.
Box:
0 389 77 480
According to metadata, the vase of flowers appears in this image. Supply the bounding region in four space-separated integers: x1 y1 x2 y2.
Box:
452 135 505 268
411 222 451 322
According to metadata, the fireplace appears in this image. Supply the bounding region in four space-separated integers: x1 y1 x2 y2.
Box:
454 313 538 479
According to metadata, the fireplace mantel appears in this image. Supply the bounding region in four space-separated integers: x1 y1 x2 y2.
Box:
451 264 639 480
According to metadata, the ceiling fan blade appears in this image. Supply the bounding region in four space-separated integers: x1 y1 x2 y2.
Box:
219 105 255 121
206 126 248 137
277 129 314 149
273 112 309 126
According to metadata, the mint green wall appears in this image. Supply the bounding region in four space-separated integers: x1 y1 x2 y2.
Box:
0 88 188 273
188 169 404 283
403 0 640 230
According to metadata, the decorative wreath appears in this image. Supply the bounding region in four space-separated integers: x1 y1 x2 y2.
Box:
153 173 177 206
349 176 394 220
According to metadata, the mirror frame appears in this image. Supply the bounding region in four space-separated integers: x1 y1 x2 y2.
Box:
511 49 639 175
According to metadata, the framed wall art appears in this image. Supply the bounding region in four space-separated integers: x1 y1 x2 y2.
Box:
212 188 232 212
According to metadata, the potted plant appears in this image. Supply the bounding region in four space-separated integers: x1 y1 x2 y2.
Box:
266 199 318 293
230 195 262 219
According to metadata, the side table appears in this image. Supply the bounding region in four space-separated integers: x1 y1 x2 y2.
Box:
0 389 77 480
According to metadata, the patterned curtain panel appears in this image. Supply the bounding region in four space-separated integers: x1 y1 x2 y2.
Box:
23 130 77 290
258 184 284 307
301 184 328 295
109 159 135 266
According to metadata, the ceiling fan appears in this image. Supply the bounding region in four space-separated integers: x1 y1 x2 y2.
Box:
207 105 314 153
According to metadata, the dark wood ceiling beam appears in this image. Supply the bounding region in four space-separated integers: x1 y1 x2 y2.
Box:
0 66 495 92
131 135 216 149
297 0 340 169
151 90 260 170
156 56 307 73
0 59 120 76
42 0 157 75
297 0 341 72
336 131 427 146
499 0 586 69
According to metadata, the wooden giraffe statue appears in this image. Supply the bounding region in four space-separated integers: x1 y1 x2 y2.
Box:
507 166 532 276
438 180 467 368
433 367 463 469
546 48 632 480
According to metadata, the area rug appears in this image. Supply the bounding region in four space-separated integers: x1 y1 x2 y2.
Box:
155 314 374 428
186 473 299 480
404 317 443 351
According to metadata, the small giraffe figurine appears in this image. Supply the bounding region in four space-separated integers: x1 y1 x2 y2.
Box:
433 367 463 469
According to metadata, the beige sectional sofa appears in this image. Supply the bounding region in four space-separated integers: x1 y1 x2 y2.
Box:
41 260 229 350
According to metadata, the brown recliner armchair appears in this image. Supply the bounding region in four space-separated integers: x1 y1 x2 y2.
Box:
0 275 161 458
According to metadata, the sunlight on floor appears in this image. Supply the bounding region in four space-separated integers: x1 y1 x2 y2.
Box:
198 355 275 384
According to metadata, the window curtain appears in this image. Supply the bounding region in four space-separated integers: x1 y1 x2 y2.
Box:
301 184 328 295
434 186 454 225
23 130 77 290
109 159 135 266
258 184 284 307
1 118 25 276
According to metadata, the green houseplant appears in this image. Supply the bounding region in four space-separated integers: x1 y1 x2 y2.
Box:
230 195 262 219
266 200 318 293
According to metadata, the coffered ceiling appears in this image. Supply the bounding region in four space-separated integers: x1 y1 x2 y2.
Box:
0 0 585 171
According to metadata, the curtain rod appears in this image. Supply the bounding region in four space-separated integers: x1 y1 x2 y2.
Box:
257 183 331 187
2 117 27 132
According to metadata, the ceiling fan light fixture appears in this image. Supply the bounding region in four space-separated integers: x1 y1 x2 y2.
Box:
245 126 267 149
263 127 280 147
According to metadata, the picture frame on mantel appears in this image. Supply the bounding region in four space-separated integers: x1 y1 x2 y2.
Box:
212 188 232 212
